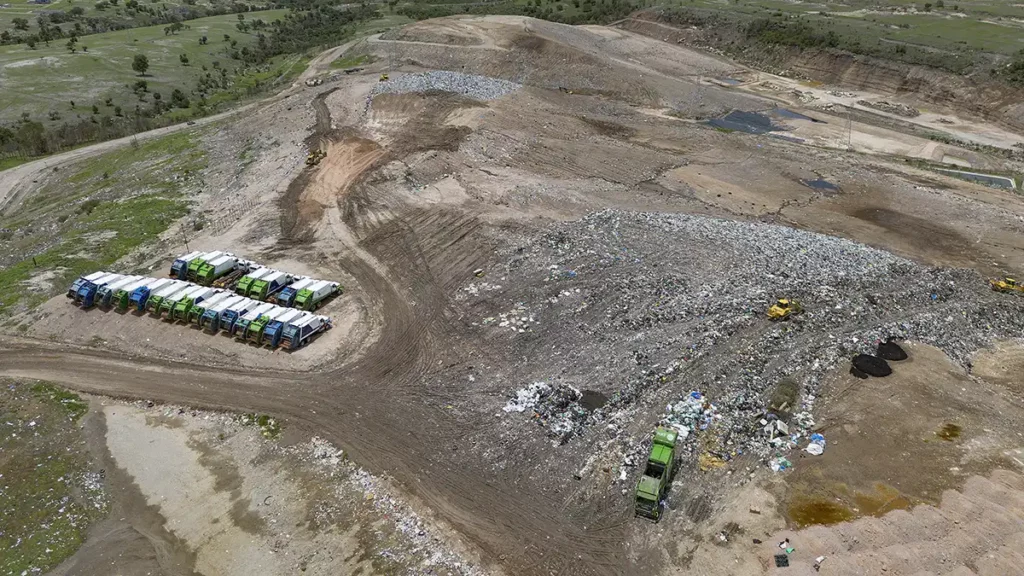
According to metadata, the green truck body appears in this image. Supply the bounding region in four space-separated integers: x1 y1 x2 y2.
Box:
634 427 678 521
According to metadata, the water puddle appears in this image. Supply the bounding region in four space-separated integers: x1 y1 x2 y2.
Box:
801 178 840 193
579 390 608 411
705 110 781 135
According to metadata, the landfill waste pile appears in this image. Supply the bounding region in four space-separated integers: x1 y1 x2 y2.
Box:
368 71 521 107
475 210 1024 481
504 381 591 444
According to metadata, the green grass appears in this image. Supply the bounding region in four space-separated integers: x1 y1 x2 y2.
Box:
0 10 287 127
240 412 282 439
0 129 203 315
0 380 105 576
0 0 269 39
0 155 32 172
330 53 374 69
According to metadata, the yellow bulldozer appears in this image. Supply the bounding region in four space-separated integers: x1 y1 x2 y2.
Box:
305 149 326 167
767 298 803 321
379 73 389 82
990 276 1024 294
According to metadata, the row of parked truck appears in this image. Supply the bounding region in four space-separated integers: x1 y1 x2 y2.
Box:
64 265 338 350
167 250 340 309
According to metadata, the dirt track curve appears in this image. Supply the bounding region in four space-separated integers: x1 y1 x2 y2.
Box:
0 79 630 572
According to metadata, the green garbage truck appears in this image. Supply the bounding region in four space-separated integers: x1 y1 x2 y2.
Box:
634 426 678 521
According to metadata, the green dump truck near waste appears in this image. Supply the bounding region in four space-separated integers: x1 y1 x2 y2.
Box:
635 427 678 521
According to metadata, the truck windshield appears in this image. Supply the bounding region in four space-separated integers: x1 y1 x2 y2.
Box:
644 461 665 478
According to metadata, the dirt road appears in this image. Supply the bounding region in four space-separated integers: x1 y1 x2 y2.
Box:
0 39 357 214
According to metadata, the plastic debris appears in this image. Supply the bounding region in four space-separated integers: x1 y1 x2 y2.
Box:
774 554 790 568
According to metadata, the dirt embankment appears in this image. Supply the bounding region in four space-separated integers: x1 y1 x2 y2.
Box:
620 14 1024 135
786 49 1024 134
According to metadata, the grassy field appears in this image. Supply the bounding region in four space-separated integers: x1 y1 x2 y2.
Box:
0 0 268 38
0 9 287 126
680 0 1024 57
0 128 205 316
0 380 103 576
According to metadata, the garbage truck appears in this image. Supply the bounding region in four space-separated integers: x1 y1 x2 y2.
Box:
262 309 307 347
248 270 292 301
231 302 277 337
111 277 152 311
271 277 313 306
218 298 264 334
145 281 190 314
199 295 246 332
157 284 203 318
186 290 234 325
187 251 224 281
68 271 109 299
196 255 244 286
634 427 678 522
245 306 294 344
171 287 219 322
77 273 124 308
235 267 271 295
96 275 143 308
128 278 176 311
170 251 204 279
280 314 331 350
294 280 340 310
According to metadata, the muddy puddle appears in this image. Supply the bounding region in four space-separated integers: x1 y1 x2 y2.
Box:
789 482 914 527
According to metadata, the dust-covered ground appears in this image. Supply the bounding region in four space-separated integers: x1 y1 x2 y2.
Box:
50 398 486 576
3 14 1024 576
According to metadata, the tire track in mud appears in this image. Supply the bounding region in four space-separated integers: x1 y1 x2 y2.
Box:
278 88 631 573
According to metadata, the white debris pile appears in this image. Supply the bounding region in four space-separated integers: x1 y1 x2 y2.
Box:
370 71 521 101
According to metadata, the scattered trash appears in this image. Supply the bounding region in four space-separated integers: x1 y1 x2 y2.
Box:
778 538 790 549
753 538 762 544
770 456 793 472
806 432 826 455
774 553 790 568
814 556 827 572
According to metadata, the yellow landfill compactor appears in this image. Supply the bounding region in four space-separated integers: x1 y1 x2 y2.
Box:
990 277 1024 294
767 298 803 321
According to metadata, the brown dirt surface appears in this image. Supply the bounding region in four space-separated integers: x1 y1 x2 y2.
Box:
4 14 1024 576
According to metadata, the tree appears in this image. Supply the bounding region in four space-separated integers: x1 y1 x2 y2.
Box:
936 0 944 6
27 38 36 49
114 105 122 116
1 31 12 44
69 6 85 16
12 17 29 31
199 35 207 45
223 34 230 41
132 53 149 76
170 88 190 108
179 53 189 65
923 2 932 10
